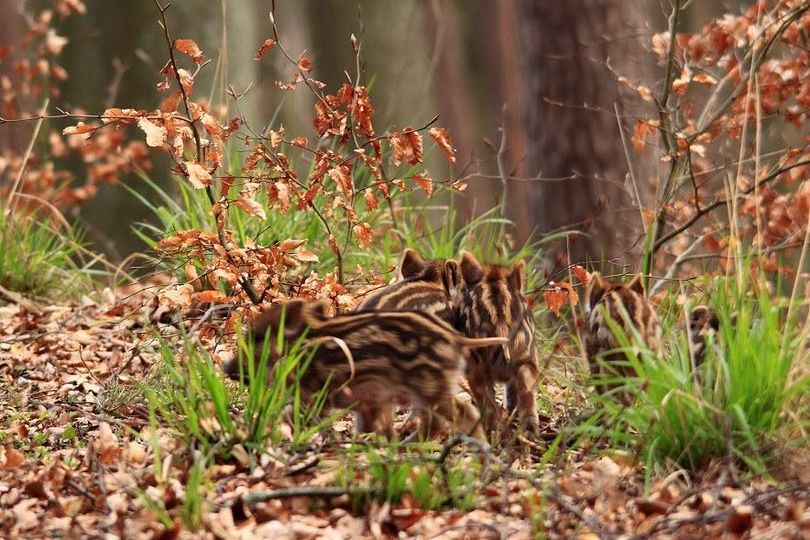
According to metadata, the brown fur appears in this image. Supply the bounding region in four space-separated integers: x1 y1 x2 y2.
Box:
584 272 661 398
225 299 507 441
456 252 540 434
355 248 461 327
687 305 720 368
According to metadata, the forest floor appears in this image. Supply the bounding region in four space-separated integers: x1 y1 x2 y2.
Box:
1 286 809 539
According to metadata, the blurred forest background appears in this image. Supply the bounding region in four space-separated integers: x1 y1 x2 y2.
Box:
1 0 742 264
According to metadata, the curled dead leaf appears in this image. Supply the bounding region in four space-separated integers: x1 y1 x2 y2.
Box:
429 127 456 163
543 281 579 316
235 194 267 220
193 290 229 304
185 162 212 189
174 38 204 64
255 38 276 60
1 443 24 468
412 173 434 197
137 117 167 148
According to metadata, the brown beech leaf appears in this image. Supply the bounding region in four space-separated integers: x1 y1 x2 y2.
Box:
101 107 139 124
276 181 291 214
329 165 354 198
255 38 276 60
62 121 96 135
572 265 588 284
280 239 306 252
1 443 24 468
451 179 468 191
364 188 378 210
631 121 653 153
429 127 456 163
389 128 423 166
137 117 167 148
177 68 194 95
327 234 340 256
269 128 284 150
235 194 267 220
353 86 375 137
543 281 578 316
90 423 122 465
193 290 229 304
45 29 69 55
295 248 319 262
174 38 204 64
353 222 373 249
412 173 434 197
185 162 212 189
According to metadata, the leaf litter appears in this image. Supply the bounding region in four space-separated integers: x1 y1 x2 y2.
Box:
1 285 809 539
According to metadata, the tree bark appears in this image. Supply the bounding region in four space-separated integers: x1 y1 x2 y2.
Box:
517 0 645 268
0 3 27 155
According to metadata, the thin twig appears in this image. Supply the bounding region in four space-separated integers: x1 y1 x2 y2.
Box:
153 0 261 305
6 98 48 213
652 158 810 251
650 230 714 296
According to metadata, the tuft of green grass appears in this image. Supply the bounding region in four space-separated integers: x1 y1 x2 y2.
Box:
580 275 809 475
143 322 340 461
0 209 92 300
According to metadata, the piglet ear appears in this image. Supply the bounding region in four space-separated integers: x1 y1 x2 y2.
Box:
398 248 425 279
306 300 330 320
459 251 484 286
443 259 462 298
627 273 645 295
278 299 308 336
688 305 708 331
585 271 607 310
508 260 526 292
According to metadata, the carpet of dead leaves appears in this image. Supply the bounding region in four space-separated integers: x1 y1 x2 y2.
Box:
1 285 809 539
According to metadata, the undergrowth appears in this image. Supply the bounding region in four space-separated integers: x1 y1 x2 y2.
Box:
579 273 810 477
0 209 92 300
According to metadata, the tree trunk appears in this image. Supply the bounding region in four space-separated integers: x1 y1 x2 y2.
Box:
0 3 27 156
517 0 645 268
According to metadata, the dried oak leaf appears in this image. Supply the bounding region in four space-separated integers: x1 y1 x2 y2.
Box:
255 38 276 60
137 117 167 148
174 38 204 64
429 127 456 163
